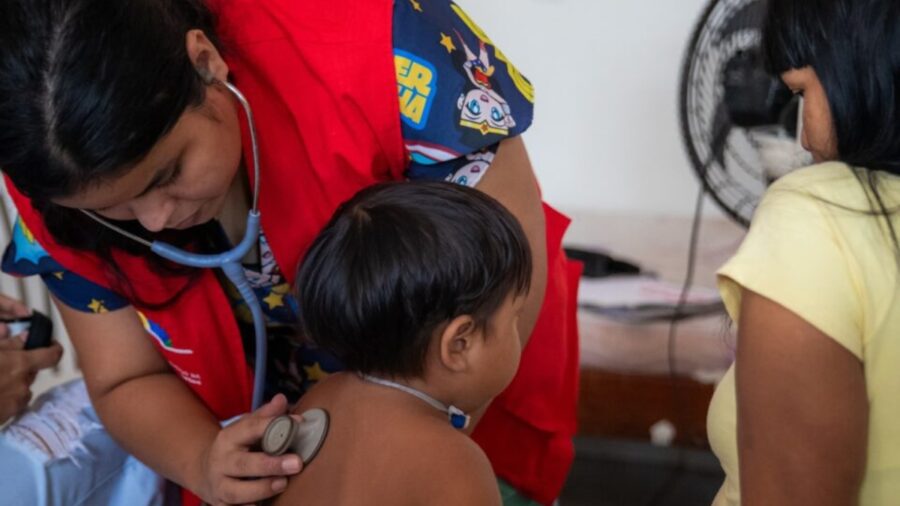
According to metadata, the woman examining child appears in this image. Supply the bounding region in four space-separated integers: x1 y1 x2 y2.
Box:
708 0 900 504
0 0 580 504
275 181 533 506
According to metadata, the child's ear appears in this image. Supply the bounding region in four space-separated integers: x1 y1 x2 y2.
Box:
439 315 479 373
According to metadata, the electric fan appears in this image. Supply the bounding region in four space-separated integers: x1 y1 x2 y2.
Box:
679 0 812 227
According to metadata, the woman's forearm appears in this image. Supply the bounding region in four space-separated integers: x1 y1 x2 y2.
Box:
476 136 548 344
93 370 220 494
55 299 220 494
56 298 297 504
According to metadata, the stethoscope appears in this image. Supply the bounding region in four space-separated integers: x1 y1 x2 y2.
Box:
81 79 269 410
76 79 465 462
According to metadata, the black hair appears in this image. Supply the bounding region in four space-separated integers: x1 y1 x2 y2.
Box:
764 0 900 253
296 181 532 379
0 0 222 305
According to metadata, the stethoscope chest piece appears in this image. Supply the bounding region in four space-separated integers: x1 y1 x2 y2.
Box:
262 409 330 464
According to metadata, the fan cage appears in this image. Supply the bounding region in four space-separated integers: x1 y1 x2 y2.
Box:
678 0 771 227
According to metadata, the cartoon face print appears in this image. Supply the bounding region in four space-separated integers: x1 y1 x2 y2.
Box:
457 89 515 136
455 32 516 136
446 149 495 187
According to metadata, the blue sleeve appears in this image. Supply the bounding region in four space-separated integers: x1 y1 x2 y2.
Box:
393 0 535 187
2 217 129 314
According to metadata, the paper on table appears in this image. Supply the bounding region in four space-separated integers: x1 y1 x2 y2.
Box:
579 275 721 307
578 275 724 322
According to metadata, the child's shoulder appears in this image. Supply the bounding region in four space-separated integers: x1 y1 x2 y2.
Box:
291 374 502 505
390 426 502 506
380 424 501 506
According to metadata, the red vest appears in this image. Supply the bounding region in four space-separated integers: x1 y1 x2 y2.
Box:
7 1 580 503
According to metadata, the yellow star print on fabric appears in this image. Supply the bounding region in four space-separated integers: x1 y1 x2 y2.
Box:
52 272 64 280
304 362 331 382
439 33 456 54
87 299 108 314
263 291 285 310
409 0 422 12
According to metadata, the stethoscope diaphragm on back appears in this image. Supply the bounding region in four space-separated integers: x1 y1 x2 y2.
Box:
262 408 330 465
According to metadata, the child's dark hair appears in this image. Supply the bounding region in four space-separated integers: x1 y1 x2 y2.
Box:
296 181 532 378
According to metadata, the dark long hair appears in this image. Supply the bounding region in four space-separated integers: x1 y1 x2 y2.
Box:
764 0 900 253
0 0 223 305
296 182 532 378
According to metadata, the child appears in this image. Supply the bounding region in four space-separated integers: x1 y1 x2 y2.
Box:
272 181 532 506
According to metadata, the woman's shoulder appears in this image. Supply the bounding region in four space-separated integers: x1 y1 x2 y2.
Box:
766 162 899 210
767 162 858 201
719 161 898 356
1 215 129 314
759 162 900 251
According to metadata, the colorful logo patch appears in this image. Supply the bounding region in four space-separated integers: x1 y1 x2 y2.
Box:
11 217 50 265
137 311 193 355
395 50 437 130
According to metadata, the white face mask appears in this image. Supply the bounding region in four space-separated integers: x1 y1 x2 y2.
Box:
752 100 815 182
754 130 815 180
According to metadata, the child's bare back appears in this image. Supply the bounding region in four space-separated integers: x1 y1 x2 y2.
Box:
271 373 500 506
271 182 531 505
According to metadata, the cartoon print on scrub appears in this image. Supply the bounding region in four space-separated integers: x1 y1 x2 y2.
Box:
449 3 534 103
396 49 438 131
455 30 516 137
395 0 534 184
445 148 494 187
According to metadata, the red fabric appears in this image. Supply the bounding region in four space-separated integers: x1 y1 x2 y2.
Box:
7 0 580 503
208 0 408 284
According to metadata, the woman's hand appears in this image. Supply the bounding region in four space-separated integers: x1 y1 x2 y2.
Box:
0 293 63 424
0 292 31 341
197 394 304 505
0 338 64 424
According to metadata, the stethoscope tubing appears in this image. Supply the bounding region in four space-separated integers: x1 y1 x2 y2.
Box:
80 79 269 410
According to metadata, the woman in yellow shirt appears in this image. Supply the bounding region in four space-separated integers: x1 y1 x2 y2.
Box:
706 1 900 505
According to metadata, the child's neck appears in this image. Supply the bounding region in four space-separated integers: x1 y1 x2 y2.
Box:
357 373 474 429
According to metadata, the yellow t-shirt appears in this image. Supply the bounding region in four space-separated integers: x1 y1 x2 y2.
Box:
707 162 900 505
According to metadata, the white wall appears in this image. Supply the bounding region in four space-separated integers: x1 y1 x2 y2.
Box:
457 0 716 217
